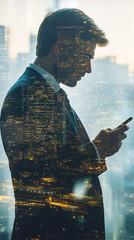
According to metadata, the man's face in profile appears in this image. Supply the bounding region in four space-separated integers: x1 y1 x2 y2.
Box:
57 40 96 87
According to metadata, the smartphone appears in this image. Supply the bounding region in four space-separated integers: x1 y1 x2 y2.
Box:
117 117 133 128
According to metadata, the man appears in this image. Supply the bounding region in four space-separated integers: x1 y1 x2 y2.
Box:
0 8 128 240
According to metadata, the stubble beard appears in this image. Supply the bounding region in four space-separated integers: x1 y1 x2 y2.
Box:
53 63 78 87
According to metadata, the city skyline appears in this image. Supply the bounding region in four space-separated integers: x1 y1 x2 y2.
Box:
0 13 134 240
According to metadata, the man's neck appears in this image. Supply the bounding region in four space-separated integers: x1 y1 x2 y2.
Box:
34 57 52 73
33 56 58 80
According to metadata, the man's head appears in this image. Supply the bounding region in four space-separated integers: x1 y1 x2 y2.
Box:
36 8 108 57
36 8 108 86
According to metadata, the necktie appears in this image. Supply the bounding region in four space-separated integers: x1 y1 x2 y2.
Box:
57 88 89 144
57 88 75 121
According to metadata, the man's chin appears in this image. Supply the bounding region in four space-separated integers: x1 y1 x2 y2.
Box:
60 78 78 87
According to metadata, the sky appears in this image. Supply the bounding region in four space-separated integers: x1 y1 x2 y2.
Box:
0 0 134 72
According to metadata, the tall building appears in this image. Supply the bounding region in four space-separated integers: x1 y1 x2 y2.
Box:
0 25 10 104
92 56 129 85
29 35 36 57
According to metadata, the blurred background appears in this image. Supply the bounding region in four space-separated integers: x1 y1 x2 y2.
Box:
0 0 134 239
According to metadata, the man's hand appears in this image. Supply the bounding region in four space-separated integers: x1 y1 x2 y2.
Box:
92 125 129 158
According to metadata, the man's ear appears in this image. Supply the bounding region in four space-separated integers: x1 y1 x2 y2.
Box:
52 42 58 57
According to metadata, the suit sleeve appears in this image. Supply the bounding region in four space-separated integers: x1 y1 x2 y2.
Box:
0 82 107 187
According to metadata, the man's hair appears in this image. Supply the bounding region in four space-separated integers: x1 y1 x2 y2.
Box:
36 8 108 57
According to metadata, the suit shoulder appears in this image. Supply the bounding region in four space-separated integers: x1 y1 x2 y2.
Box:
6 67 53 96
1 67 57 119
6 67 41 95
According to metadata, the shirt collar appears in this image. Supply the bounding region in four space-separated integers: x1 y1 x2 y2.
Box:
28 63 60 93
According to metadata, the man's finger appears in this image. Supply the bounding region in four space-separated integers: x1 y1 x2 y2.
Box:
116 133 127 140
120 133 127 140
111 125 129 135
106 128 112 131
118 141 122 149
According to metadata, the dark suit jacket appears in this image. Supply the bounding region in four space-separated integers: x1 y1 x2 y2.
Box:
0 67 107 239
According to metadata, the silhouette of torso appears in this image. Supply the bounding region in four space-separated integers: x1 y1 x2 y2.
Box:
0 67 107 240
